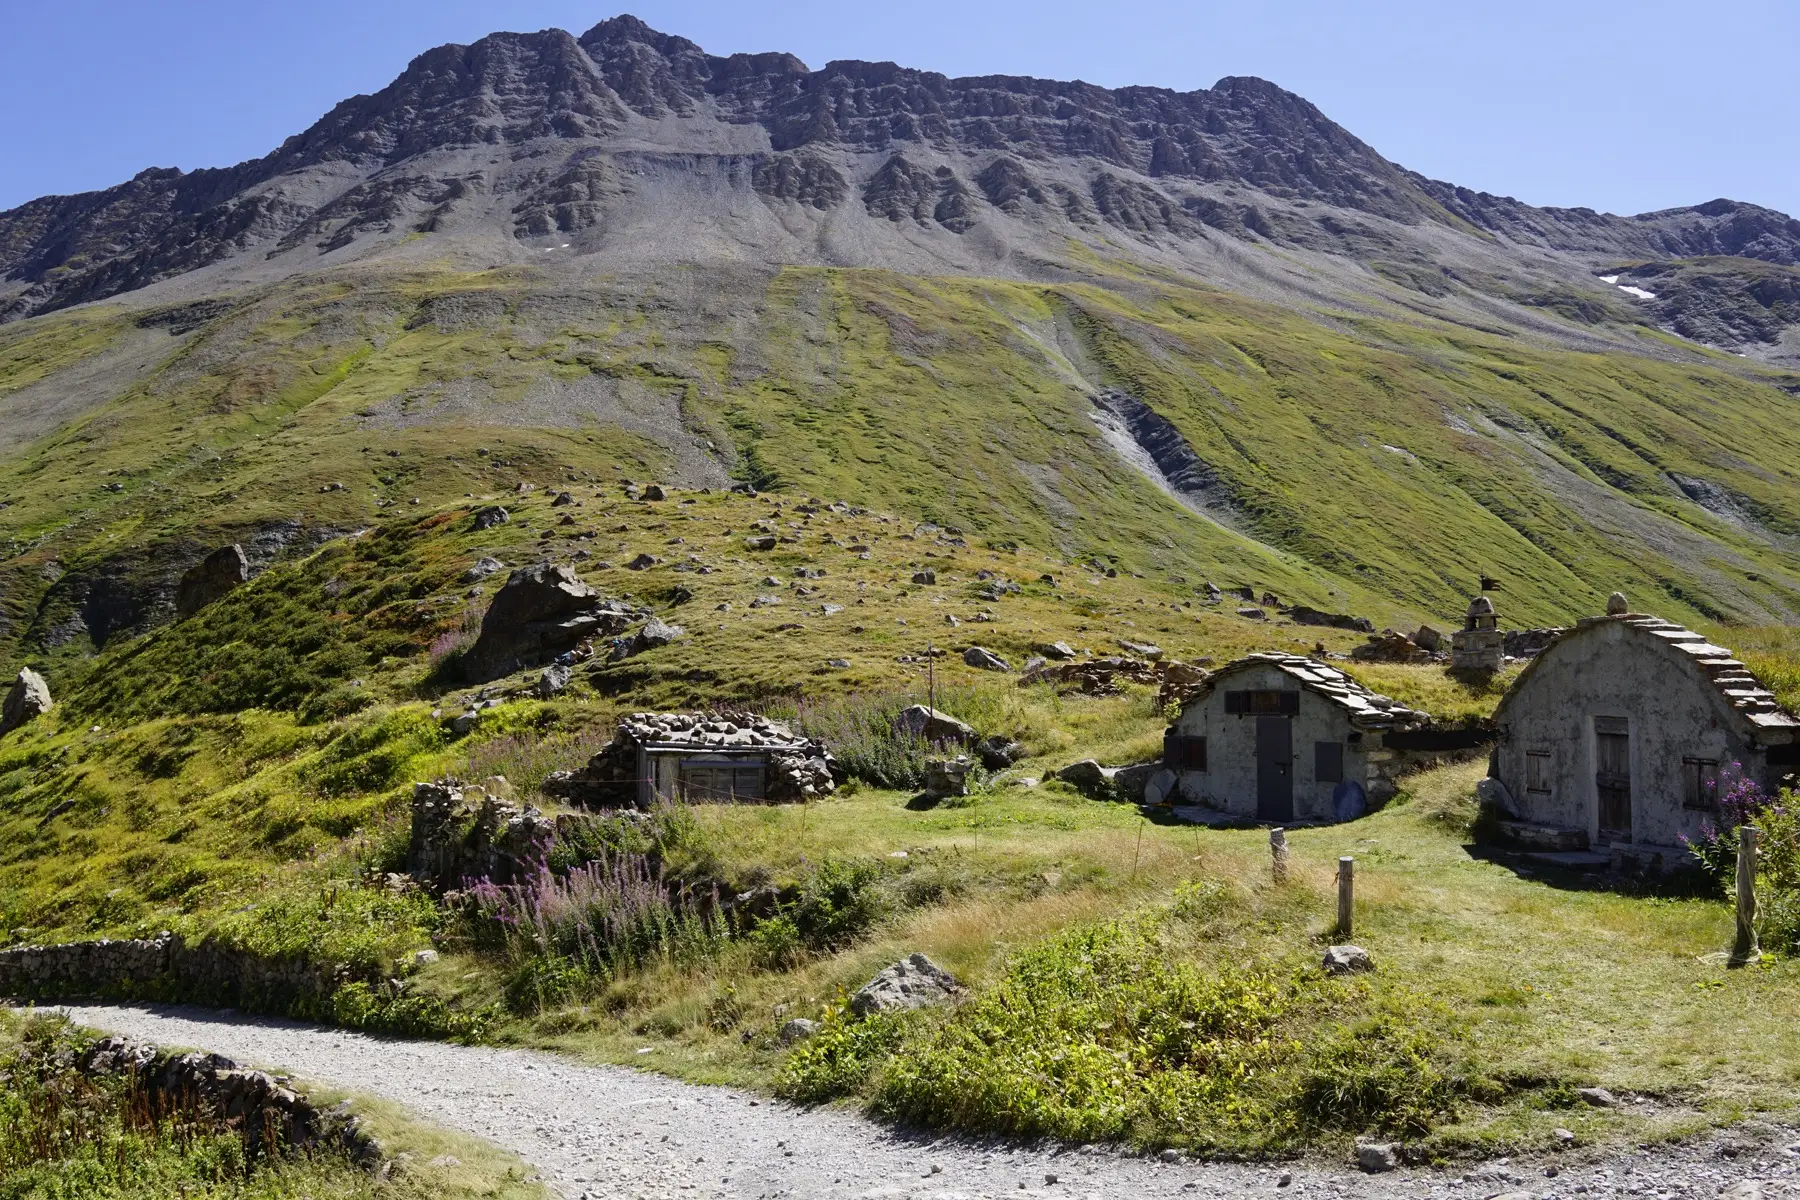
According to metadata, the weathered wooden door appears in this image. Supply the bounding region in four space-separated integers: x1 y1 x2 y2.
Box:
1256 716 1293 822
1595 716 1632 842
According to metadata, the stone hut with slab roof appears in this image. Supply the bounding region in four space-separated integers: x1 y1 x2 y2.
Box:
1160 653 1432 823
1486 596 1800 868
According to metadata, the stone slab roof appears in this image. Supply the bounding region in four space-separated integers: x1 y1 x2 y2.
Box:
619 712 811 752
1195 652 1428 730
1613 616 1800 734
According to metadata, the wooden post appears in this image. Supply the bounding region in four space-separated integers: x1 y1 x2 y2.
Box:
1730 825 1761 967
1132 817 1145 878
1270 828 1290 883
1337 856 1355 936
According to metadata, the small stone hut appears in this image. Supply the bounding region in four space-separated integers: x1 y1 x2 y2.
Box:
544 712 836 808
1161 653 1431 823
1488 599 1800 861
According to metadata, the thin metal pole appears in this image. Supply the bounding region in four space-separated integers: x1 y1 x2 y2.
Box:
1337 856 1355 936
928 641 936 715
1731 825 1761 967
1133 817 1145 878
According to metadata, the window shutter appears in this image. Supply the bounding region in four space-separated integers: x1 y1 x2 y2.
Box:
1279 691 1300 715
1224 691 1248 714
1164 733 1207 771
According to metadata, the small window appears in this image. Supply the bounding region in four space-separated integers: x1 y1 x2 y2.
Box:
1682 757 1719 811
1314 741 1344 784
1165 732 1207 771
1526 751 1553 795
1223 690 1300 716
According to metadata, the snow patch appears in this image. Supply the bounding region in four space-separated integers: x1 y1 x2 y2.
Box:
1599 274 1620 284
1616 284 1658 301
1381 444 1418 464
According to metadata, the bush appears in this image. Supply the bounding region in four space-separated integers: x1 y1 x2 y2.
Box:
776 1002 914 1104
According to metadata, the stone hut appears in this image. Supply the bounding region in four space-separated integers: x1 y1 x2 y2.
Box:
544 712 836 808
1487 600 1800 864
1159 653 1431 823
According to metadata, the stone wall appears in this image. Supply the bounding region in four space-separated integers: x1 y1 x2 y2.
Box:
0 932 352 1009
73 1033 383 1166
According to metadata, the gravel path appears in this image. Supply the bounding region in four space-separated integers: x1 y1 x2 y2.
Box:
54 1004 1800 1200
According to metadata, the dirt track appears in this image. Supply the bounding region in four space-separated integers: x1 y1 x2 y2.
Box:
56 1004 1800 1200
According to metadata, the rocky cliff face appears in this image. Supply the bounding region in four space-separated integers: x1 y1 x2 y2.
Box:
6 13 1796 358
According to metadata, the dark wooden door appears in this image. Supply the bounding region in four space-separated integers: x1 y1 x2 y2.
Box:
1595 718 1632 842
1256 716 1293 822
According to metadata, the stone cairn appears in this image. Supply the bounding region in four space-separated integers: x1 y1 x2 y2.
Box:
1451 594 1505 674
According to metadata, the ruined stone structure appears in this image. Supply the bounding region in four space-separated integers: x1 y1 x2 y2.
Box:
407 779 556 889
544 712 837 807
1452 594 1505 673
1161 653 1431 823
1488 601 1800 864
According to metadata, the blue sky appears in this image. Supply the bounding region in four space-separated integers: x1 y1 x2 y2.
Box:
2 0 1795 217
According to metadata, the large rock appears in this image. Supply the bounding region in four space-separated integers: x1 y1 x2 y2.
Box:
461 563 636 681
850 953 964 1016
175 544 249 617
963 646 1010 672
892 705 976 746
1322 945 1374 975
1 669 52 736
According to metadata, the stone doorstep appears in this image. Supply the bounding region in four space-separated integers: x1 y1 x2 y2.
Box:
1496 819 1590 852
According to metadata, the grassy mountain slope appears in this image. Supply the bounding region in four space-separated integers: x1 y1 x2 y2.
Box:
3 262 1798 680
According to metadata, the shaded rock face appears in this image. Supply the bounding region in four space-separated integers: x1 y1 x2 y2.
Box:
175 544 250 617
1 668 52 735
461 562 636 681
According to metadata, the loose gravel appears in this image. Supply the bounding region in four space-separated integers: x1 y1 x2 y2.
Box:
52 1004 1800 1200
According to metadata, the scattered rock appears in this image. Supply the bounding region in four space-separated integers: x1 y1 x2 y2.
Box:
1322 945 1373 974
892 705 976 745
642 484 667 501
1578 1086 1618 1107
911 569 937 585
1235 606 1267 620
778 1018 819 1045
625 553 659 570
1355 1143 1397 1173
1352 629 1435 663
1142 767 1179 806
963 646 1010 672
1286 605 1376 633
410 949 440 969
850 953 964 1016
1 668 53 736
175 544 250 617
1118 639 1163 660
1413 624 1444 652
535 664 572 697
461 556 506 583
975 735 1024 770
1159 1149 1182 1163
744 535 777 551
1057 759 1111 796
925 756 974 798
472 506 509 530
551 491 575 507
1038 641 1077 660
1554 1128 1576 1144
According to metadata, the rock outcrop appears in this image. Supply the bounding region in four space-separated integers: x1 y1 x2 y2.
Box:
891 705 976 745
1 668 52 735
174 544 250 617
461 563 637 681
850 953 964 1016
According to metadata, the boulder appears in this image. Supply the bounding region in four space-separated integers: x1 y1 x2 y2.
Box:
1117 639 1163 660
461 556 506 583
1 669 52 736
611 617 687 661
1474 776 1517 816
911 570 937 585
472 505 509 530
1322 945 1374 975
779 1018 819 1044
551 491 575 507
744 535 777 551
1235 606 1267 620
1577 1086 1617 1107
535 664 572 697
1413 624 1444 652
1356 1143 1397 1173
1286 605 1376 633
1143 768 1178 806
975 736 1024 770
963 646 1010 672
850 953 964 1016
1038 641 1077 660
461 564 636 682
642 484 667 501
1057 759 1110 795
892 705 976 746
175 544 249 617
625 553 659 570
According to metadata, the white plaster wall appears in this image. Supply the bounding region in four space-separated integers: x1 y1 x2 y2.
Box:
1169 663 1369 822
1494 621 1757 848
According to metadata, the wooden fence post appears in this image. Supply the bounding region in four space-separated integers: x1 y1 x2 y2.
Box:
1730 825 1761 967
1269 828 1290 883
1337 856 1355 937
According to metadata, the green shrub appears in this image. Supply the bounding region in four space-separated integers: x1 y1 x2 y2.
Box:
330 980 493 1041
776 1003 913 1104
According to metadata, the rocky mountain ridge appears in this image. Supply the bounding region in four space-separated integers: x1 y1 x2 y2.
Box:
5 14 1799 359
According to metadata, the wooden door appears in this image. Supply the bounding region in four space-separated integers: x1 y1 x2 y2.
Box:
1256 716 1293 822
1595 717 1632 842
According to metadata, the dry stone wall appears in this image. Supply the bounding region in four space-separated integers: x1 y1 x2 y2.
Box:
0 932 353 1009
